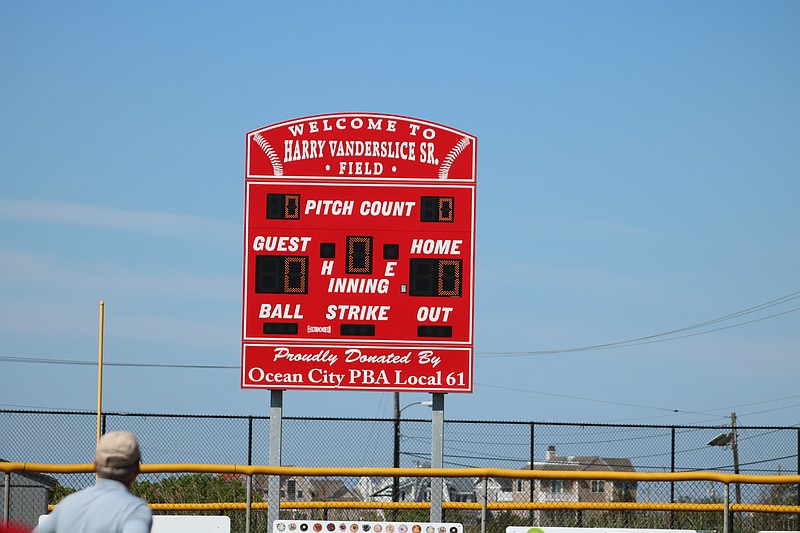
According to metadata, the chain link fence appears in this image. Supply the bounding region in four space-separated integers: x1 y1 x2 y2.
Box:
2 409 799 532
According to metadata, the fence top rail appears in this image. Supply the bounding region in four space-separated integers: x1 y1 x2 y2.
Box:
3 462 800 485
4 408 800 430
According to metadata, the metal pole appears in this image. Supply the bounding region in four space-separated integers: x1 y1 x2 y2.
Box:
246 475 253 533
723 482 730 533
731 413 741 505
3 471 10 527
267 390 284 532
670 426 676 529
248 415 254 465
430 393 445 522
247 416 253 533
392 392 400 521
480 477 488 533
529 422 535 525
96 301 105 443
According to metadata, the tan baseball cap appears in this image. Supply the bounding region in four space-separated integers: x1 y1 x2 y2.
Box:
95 431 141 468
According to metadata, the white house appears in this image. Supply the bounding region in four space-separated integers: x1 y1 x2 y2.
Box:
355 464 477 518
477 446 637 521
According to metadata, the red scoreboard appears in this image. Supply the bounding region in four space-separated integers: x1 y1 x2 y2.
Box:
241 113 476 392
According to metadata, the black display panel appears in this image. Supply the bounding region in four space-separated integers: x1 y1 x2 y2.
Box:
263 323 299 335
409 258 462 297
418 325 453 337
266 193 301 220
420 196 454 222
340 324 376 336
255 256 308 294
346 236 373 274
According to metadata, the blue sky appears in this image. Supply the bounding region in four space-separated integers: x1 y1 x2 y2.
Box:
1 1 798 428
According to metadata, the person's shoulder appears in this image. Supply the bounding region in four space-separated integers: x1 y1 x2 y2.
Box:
126 492 152 512
122 498 153 532
133 494 151 508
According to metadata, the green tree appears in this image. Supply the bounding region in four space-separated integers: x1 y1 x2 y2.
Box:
132 473 255 504
132 473 264 533
49 484 76 505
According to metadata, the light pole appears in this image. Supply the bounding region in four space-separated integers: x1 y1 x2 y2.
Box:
392 393 433 517
707 412 741 504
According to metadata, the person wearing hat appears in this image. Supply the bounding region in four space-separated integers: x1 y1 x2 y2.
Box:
33 431 152 533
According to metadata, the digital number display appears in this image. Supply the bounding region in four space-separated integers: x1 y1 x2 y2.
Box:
266 193 300 220
346 236 373 274
420 196 454 222
255 256 308 294
409 258 462 297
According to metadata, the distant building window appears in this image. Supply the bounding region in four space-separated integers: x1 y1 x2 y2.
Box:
550 480 564 493
298 490 303 498
515 480 524 492
287 480 296 499
591 480 605 493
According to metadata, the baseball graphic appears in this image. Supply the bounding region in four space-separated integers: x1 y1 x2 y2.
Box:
253 133 284 176
438 136 471 179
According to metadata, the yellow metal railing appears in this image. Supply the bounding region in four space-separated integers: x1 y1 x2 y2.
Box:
5 462 800 484
3 463 800 522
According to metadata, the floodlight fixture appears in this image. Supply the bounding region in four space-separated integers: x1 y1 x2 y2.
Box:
707 432 733 447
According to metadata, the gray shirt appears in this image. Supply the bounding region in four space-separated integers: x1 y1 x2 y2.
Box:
33 477 152 533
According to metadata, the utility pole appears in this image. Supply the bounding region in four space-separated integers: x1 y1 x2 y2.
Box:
731 412 741 505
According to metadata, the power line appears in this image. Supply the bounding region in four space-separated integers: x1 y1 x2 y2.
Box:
3 305 796 367
473 382 687 414
604 394 800 424
3 290 797 367
2 290 799 422
0 355 237 369
478 290 800 357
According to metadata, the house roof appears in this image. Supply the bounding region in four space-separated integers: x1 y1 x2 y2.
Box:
308 479 359 501
480 477 514 491
362 475 479 499
522 455 635 473
365 476 417 498
448 477 477 493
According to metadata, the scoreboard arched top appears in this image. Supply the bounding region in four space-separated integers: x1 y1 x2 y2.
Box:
246 113 477 182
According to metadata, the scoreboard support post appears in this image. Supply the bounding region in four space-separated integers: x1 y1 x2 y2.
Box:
431 392 445 522
267 390 283 530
